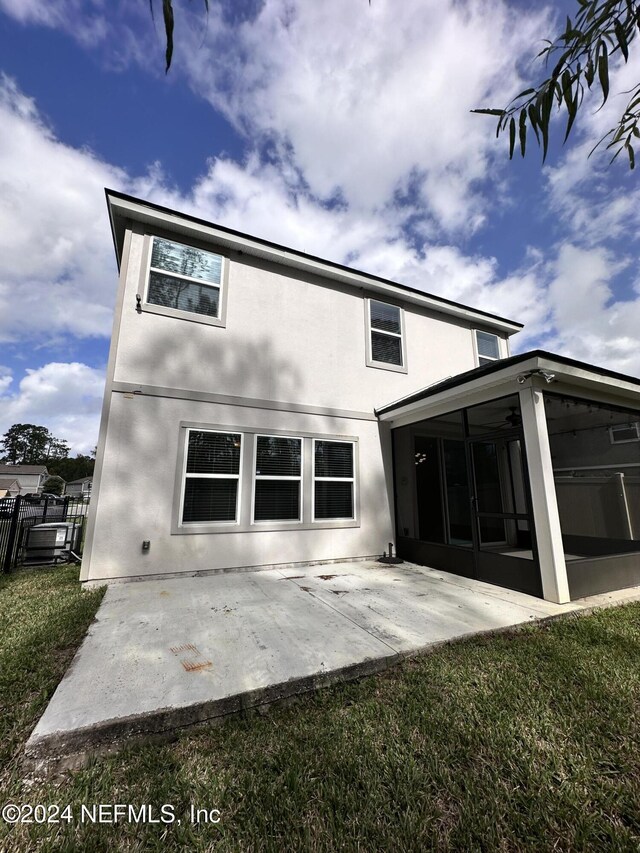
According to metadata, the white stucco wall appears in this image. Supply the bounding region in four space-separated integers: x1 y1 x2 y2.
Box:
82 217 514 584
112 232 507 413
82 394 394 582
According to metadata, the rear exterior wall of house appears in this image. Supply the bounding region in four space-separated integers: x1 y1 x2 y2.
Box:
81 215 512 583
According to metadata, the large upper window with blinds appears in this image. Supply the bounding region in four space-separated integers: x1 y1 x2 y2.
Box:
367 299 405 369
475 330 501 366
182 430 241 524
313 440 355 520
147 237 223 320
254 436 302 522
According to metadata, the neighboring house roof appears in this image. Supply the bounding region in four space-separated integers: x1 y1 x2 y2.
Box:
0 464 48 475
105 189 523 336
375 349 640 419
67 477 93 485
0 476 21 490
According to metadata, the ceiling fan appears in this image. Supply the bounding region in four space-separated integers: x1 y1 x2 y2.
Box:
482 406 522 429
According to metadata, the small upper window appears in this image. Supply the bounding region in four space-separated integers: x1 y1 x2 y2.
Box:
475 330 500 366
369 300 404 367
609 422 640 444
148 237 223 319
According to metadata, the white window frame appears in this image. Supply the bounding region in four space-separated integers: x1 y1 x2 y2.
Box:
312 438 356 522
365 298 407 373
252 434 303 524
474 329 501 366
609 422 640 444
180 428 242 526
142 234 229 328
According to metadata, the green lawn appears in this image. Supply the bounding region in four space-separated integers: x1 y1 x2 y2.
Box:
1 566 640 851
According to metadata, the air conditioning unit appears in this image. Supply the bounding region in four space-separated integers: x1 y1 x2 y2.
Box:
23 522 82 565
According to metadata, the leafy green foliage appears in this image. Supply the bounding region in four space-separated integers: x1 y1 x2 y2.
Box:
42 475 65 495
47 454 95 483
474 1 640 168
0 424 69 465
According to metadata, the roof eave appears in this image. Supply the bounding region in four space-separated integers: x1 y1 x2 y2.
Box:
105 189 523 335
376 350 640 422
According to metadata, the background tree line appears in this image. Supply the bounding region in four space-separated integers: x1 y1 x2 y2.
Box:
0 423 95 485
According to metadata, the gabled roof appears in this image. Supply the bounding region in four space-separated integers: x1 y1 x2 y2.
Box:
0 476 21 488
105 189 523 336
0 464 48 475
67 476 93 484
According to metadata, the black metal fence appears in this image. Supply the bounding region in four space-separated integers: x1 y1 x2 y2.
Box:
0 495 90 573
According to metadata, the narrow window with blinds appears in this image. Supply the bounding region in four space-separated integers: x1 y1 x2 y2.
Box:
313 440 355 520
182 430 241 524
368 299 403 367
475 330 501 366
253 436 302 522
148 237 223 319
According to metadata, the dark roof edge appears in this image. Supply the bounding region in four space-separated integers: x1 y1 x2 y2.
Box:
104 188 524 330
375 349 640 416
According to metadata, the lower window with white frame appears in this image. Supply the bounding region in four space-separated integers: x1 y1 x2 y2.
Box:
177 426 357 531
254 435 302 522
313 439 355 520
182 429 242 524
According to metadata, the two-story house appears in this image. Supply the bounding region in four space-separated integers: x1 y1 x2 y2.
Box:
0 464 48 495
81 191 640 604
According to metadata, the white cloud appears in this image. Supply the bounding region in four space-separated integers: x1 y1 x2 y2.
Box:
545 50 640 245
0 362 105 454
1 0 639 389
543 244 640 376
0 76 125 344
181 0 552 235
0 0 110 47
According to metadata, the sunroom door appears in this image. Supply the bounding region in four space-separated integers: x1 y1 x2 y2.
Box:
469 433 542 596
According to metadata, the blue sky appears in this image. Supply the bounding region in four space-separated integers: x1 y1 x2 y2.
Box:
0 0 638 453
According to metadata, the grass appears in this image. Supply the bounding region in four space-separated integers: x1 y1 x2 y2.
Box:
1 567 640 851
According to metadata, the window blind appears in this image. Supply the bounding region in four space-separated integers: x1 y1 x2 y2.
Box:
370 300 403 366
254 436 302 522
314 440 354 520
182 430 241 524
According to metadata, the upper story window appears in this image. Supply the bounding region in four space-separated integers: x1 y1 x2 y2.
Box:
475 330 501 366
366 299 406 372
146 237 226 324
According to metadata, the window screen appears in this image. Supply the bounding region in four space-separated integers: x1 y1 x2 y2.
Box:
182 430 241 523
370 300 403 366
314 440 355 520
254 436 302 522
476 330 500 365
148 237 223 319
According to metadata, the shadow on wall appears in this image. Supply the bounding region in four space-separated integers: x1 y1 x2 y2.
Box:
94 319 395 574
127 310 305 403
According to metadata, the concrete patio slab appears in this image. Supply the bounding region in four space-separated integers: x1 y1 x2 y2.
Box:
25 560 640 766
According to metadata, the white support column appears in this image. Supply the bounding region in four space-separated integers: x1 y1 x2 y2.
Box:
519 385 570 604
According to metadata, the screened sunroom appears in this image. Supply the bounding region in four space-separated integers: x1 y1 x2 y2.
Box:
377 351 640 603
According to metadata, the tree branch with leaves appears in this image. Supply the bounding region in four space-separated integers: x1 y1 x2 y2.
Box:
474 0 640 168
149 0 209 72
